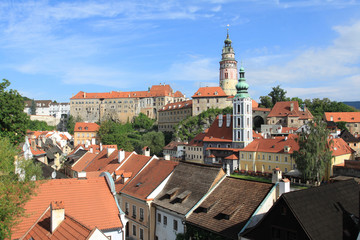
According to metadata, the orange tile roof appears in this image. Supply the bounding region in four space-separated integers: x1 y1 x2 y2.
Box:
192 87 227 98
163 141 188 150
253 107 271 112
324 112 360 123
268 101 313 120
70 84 184 100
158 100 192 112
114 154 153 192
83 149 131 173
71 152 97 172
121 159 178 200
203 115 233 143
329 138 354 156
252 130 263 139
12 177 122 239
225 154 238 160
240 136 299 154
187 130 207 147
252 99 259 108
22 206 93 240
74 122 100 132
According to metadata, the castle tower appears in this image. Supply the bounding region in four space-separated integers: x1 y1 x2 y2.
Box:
219 29 238 96
233 67 252 148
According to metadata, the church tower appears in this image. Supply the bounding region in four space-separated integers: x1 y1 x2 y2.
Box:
219 29 238 96
233 67 252 148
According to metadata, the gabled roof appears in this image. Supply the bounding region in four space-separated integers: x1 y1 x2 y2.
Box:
203 115 233 143
121 159 178 201
71 152 98 172
163 141 187 151
187 177 274 240
153 162 225 215
330 137 354 156
74 122 100 132
340 129 360 143
268 101 313 120
82 149 131 173
24 100 52 108
280 180 359 240
21 206 94 240
240 136 299 154
159 100 192 112
324 112 360 123
11 177 122 239
192 87 228 98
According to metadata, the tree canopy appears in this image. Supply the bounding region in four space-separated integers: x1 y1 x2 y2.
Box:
66 115 82 134
291 119 333 182
132 113 156 131
0 79 30 144
0 137 43 239
28 120 56 131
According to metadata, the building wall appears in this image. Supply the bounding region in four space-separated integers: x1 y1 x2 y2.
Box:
70 96 186 123
30 115 59 126
73 131 99 146
103 229 123 240
267 116 309 129
327 153 354 179
155 208 184 240
346 122 360 135
239 151 295 174
192 97 231 116
185 146 204 164
158 108 192 132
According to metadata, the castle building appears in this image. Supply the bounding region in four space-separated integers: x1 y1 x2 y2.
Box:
70 84 186 123
219 30 238 96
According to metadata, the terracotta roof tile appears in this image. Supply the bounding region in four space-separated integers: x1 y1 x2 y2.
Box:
22 206 93 240
12 177 122 239
192 87 227 98
163 141 187 150
240 136 299 154
121 159 178 200
159 100 192 112
114 153 153 192
225 154 238 160
203 115 233 143
330 137 354 156
71 152 97 172
74 122 100 132
324 112 360 123
268 101 313 120
187 177 274 240
187 130 208 147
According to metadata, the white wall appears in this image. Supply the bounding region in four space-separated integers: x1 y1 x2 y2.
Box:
155 208 184 240
103 228 123 240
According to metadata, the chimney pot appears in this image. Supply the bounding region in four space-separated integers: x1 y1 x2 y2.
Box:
51 201 65 233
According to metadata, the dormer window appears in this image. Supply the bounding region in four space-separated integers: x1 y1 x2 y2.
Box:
79 127 82 130
85 127 88 130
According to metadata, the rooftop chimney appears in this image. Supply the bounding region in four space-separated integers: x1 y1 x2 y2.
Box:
100 143 103 151
290 102 294 111
278 178 290 197
118 149 125 163
164 154 171 161
142 146 150 157
51 201 65 233
78 171 86 179
107 147 116 157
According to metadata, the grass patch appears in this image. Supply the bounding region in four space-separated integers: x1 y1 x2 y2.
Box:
231 174 272 183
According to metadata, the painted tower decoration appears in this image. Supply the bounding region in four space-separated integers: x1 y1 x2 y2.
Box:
233 67 253 148
219 29 238 96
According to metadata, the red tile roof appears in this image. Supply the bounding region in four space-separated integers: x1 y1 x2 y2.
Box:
22 206 94 240
121 159 178 200
203 115 233 143
252 100 259 108
187 129 208 147
114 153 153 192
74 122 100 132
330 138 354 156
240 136 299 154
71 152 98 172
225 154 238 160
12 177 122 239
253 107 271 112
163 141 187 150
158 100 192 112
70 84 184 100
268 101 313 120
324 112 360 123
192 87 227 98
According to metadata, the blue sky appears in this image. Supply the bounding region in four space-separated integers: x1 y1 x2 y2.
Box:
1 0 360 103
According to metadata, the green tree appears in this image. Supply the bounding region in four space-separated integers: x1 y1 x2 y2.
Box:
336 121 348 132
66 115 82 134
259 95 273 108
142 131 165 156
268 85 287 106
291 119 333 182
132 113 155 131
0 137 43 239
30 99 36 115
28 120 56 131
0 79 30 144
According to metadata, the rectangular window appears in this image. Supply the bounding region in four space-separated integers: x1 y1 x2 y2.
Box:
285 156 288 162
163 215 167 225
276 156 279 161
132 205 136 218
140 208 144 221
157 213 161 223
133 225 136 236
173 219 178 231
125 202 129 215
140 228 144 240
269 155 271 161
